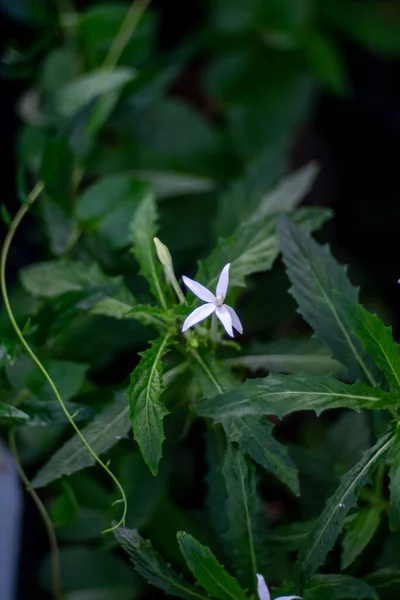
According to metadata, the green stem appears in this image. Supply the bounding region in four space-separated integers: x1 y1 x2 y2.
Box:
8 431 63 600
102 0 152 70
0 184 127 534
166 266 187 305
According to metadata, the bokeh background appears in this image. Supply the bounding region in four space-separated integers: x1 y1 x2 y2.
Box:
1 1 399 598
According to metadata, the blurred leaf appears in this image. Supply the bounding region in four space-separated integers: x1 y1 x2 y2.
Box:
305 34 347 96
31 394 129 488
125 305 185 330
341 298 400 392
55 68 136 117
51 480 79 526
304 574 378 599
205 429 229 544
365 568 400 600
76 174 152 249
198 206 331 290
341 506 381 569
177 530 248 600
0 401 30 423
128 335 172 475
115 528 209 599
278 217 381 384
323 0 400 55
225 337 344 376
223 415 299 496
222 445 268 590
250 161 319 221
129 190 167 308
24 359 88 402
388 431 400 531
57 507 110 542
294 432 395 589
20 399 95 426
40 47 75 96
40 134 73 207
41 197 80 255
64 587 137 600
193 374 398 422
267 520 314 551
133 170 215 199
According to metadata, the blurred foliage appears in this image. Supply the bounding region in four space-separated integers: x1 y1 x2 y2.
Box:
1 1 400 599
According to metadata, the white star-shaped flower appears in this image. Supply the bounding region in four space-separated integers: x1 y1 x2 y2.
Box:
257 573 301 600
181 263 243 337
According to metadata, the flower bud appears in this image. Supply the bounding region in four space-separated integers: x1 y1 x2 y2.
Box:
153 237 172 267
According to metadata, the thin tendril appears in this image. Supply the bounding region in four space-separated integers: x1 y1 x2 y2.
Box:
8 431 63 600
0 183 127 534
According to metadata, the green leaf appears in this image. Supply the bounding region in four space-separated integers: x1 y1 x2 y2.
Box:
341 507 382 569
31 394 130 488
225 337 344 376
55 67 136 117
0 401 30 423
304 574 378 600
249 161 319 221
278 217 380 384
128 335 172 475
198 206 331 290
24 359 89 403
125 305 184 330
341 298 400 392
51 480 79 526
205 428 230 544
305 34 347 96
388 431 400 531
177 531 248 600
193 373 398 422
115 528 209 600
294 432 395 589
129 190 167 308
223 415 299 495
76 175 152 249
222 445 268 590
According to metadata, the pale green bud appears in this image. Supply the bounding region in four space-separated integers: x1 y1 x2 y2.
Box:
153 237 173 267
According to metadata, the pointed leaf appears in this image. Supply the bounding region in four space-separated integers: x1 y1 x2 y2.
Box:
304 574 378 600
278 217 380 384
115 528 208 600
223 415 299 496
341 297 400 391
129 191 167 308
388 431 400 531
128 334 172 475
341 507 381 569
222 445 268 590
177 531 248 600
0 402 30 424
32 394 130 488
295 432 395 589
193 373 398 422
198 207 331 290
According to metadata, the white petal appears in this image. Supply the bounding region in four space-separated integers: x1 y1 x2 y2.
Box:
225 304 243 334
274 596 302 600
182 276 215 302
216 263 230 299
256 574 271 600
215 305 234 337
182 303 215 332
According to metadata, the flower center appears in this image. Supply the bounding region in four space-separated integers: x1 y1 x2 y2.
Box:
215 294 224 307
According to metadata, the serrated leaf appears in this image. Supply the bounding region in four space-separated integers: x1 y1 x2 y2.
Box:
304 574 378 599
193 373 398 422
222 445 268 590
250 161 319 221
223 415 299 496
341 297 400 392
32 394 129 488
128 335 172 475
388 431 400 531
295 432 395 589
278 217 380 384
125 305 184 330
197 207 331 290
177 531 248 600
115 528 209 600
225 337 344 376
0 401 30 423
55 67 135 117
129 191 167 309
341 507 381 569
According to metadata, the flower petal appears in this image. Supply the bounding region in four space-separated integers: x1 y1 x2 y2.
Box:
274 596 302 600
256 574 271 600
225 304 243 334
182 276 215 302
215 305 234 337
216 263 230 299
182 303 215 332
